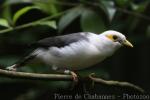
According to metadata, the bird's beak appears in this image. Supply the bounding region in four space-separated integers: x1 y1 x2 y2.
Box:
123 40 133 48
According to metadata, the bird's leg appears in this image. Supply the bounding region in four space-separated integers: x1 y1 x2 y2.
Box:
64 70 78 90
52 66 78 82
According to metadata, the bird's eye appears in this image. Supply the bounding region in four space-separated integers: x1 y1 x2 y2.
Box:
112 35 118 40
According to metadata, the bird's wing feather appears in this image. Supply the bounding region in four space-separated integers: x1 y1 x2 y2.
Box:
32 32 90 48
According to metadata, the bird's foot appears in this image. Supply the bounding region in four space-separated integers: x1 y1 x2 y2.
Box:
67 71 78 90
64 70 78 82
70 71 78 82
6 64 17 71
62 69 79 90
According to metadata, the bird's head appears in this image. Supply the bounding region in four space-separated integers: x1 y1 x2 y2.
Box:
102 30 133 48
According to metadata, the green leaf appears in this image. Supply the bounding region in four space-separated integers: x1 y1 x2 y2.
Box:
13 6 40 24
81 9 107 33
115 0 129 7
2 6 12 25
33 1 58 14
58 6 83 33
36 21 57 29
100 0 116 21
4 0 32 5
0 18 10 28
131 1 149 12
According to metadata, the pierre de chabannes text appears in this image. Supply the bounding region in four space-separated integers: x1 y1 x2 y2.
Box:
53 93 149 100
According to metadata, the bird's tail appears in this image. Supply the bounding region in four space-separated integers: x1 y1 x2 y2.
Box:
6 54 36 71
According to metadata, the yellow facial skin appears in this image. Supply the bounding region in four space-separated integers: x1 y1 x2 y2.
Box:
106 34 133 48
106 34 117 42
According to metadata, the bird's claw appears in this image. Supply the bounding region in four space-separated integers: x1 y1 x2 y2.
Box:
70 71 78 82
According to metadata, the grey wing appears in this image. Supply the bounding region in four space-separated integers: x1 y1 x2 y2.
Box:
33 32 90 48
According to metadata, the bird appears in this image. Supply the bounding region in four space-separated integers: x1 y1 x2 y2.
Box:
6 30 133 82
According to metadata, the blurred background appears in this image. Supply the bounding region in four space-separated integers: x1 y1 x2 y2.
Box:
0 0 150 100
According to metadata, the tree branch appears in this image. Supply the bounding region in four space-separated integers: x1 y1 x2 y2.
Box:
0 69 144 93
0 69 72 81
89 73 145 93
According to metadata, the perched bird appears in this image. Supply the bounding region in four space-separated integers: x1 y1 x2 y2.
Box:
6 30 133 81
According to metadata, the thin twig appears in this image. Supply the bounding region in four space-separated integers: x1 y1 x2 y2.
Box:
89 73 145 93
116 7 150 21
0 7 75 34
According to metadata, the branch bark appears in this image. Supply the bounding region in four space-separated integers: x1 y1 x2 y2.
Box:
0 69 72 81
89 73 145 93
0 69 144 93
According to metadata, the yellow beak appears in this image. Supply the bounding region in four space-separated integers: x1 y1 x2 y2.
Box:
123 40 133 48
